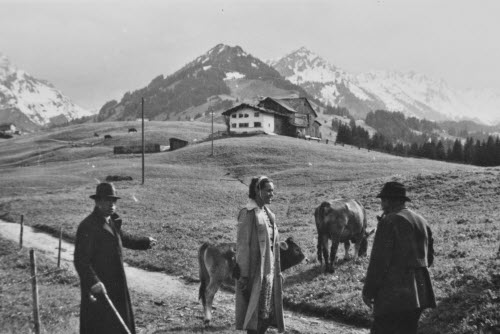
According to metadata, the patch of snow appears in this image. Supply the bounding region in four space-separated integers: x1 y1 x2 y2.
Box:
203 65 212 71
218 45 226 54
224 72 246 80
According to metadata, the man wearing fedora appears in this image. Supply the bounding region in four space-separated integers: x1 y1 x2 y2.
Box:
362 181 436 334
74 182 157 334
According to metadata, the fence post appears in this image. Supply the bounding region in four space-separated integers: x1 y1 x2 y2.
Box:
30 249 41 334
19 215 24 249
57 226 62 268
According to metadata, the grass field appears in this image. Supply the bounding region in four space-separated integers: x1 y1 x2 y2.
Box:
0 121 499 333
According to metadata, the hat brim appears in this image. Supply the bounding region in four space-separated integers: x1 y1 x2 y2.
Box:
89 195 121 200
376 193 411 201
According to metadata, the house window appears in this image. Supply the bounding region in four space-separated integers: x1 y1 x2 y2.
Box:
254 112 260 117
231 123 237 128
254 122 261 128
239 123 249 128
244 114 249 118
238 114 243 118
232 114 236 118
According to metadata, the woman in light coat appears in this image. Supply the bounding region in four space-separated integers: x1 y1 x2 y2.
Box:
235 176 285 334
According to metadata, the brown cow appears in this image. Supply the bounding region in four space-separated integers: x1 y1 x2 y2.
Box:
314 199 374 273
198 237 304 325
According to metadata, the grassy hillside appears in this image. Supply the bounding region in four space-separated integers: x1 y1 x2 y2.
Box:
0 121 225 167
0 121 498 333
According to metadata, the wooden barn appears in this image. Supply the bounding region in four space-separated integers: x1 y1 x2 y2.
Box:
169 138 189 151
221 97 320 138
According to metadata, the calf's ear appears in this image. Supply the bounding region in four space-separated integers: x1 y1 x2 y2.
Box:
279 241 289 251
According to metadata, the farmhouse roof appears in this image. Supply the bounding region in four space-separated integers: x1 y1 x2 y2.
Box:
259 97 297 114
221 103 290 117
0 123 15 131
276 97 319 118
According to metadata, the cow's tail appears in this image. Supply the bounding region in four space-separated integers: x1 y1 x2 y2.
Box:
198 243 210 306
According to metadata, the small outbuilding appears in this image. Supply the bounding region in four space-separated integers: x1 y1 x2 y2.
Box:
169 138 189 151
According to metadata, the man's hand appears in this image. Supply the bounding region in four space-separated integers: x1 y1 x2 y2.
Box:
362 293 374 309
238 277 249 293
90 282 106 295
149 237 157 247
238 276 250 301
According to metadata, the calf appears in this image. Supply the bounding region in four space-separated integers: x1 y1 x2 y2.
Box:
314 199 374 273
198 237 304 324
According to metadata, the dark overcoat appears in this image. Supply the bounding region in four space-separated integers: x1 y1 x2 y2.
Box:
74 209 151 334
363 207 436 316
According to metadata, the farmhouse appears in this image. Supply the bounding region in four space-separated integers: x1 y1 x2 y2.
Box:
222 97 320 138
0 123 17 134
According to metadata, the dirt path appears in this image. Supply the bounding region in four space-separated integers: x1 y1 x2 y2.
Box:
0 220 368 334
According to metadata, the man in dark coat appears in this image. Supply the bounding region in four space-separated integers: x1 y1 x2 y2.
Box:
362 181 436 334
74 182 157 334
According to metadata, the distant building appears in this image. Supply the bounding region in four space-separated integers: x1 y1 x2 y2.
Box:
0 123 17 134
221 97 320 138
169 138 189 151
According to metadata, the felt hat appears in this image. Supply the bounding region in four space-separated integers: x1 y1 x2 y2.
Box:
376 181 411 201
89 182 120 200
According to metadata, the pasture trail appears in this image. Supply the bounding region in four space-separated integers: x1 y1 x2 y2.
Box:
0 220 368 334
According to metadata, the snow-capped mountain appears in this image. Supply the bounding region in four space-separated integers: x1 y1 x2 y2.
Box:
98 44 309 122
270 47 500 125
0 53 93 129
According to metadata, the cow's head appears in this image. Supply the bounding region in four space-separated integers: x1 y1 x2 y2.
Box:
280 237 305 271
358 229 375 257
224 248 240 280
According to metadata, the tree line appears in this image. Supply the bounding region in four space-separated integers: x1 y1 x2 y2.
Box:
333 113 500 167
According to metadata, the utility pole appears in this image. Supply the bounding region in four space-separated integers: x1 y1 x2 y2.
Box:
141 97 145 185
211 110 214 156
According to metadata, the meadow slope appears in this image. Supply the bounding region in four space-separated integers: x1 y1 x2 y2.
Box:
0 121 499 333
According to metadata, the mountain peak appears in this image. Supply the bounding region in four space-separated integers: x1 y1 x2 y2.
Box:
0 56 92 128
286 47 321 62
271 49 500 124
271 47 346 86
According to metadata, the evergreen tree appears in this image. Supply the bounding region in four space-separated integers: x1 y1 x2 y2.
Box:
463 137 475 164
436 141 447 160
409 142 419 157
421 141 437 160
485 136 496 166
473 140 483 165
450 139 464 162
495 137 500 166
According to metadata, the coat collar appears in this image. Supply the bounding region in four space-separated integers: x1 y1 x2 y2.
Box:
246 199 265 211
91 208 121 236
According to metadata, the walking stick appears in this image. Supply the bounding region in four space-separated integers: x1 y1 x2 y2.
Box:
99 291 132 334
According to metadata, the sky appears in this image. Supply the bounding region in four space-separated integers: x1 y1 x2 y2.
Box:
1 0 499 111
